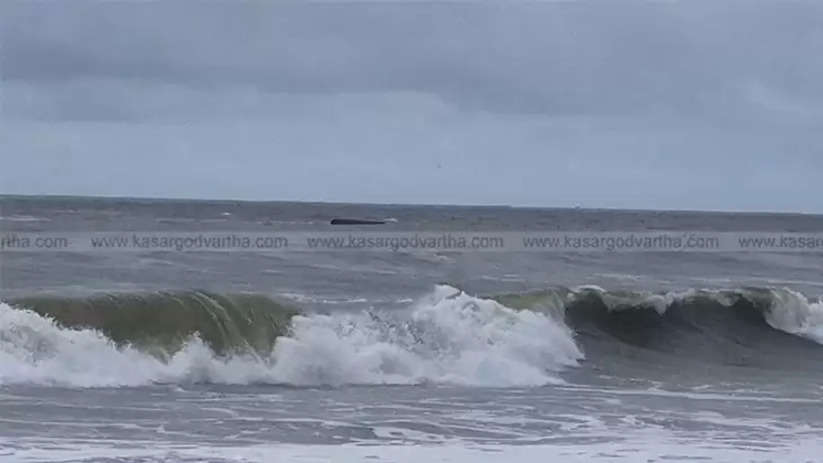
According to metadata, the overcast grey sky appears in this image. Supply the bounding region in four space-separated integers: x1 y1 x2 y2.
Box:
1 2 821 211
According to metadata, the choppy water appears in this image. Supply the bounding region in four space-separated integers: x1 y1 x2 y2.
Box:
1 196 823 462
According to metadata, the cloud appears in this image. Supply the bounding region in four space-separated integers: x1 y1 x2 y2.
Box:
4 2 823 118
1 2 821 211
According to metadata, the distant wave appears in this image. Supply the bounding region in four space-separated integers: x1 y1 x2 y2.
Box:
0 215 50 222
2 284 822 388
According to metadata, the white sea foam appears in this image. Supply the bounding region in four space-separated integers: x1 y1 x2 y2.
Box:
269 285 582 386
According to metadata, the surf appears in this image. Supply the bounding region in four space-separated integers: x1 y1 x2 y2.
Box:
3 283 823 388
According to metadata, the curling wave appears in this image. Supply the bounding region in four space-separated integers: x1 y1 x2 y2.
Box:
496 286 823 370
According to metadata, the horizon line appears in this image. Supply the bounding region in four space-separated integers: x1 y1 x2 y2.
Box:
0 193 820 217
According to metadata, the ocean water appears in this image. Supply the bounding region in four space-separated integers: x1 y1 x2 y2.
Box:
1 196 823 462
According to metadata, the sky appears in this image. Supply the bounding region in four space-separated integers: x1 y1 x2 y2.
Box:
1 2 821 212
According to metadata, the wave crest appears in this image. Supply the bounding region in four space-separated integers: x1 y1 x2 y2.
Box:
10 291 298 357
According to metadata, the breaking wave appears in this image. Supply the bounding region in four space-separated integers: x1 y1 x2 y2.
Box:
0 286 582 388
271 285 582 387
0 305 276 387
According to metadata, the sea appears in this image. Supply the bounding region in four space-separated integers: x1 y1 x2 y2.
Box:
1 195 822 462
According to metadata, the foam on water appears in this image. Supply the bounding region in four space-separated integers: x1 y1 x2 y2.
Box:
4 438 822 463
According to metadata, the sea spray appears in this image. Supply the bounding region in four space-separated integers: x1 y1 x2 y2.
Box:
269 285 583 386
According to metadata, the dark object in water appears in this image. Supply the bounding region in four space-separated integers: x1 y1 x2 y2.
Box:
330 218 386 225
